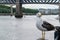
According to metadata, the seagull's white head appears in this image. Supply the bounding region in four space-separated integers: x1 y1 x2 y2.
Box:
36 12 42 17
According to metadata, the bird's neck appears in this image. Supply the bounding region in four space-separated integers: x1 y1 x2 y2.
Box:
37 17 42 21
38 17 41 19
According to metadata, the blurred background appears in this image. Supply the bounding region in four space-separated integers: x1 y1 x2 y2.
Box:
0 4 59 15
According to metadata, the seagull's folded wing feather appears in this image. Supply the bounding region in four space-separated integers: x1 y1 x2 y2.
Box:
42 21 55 31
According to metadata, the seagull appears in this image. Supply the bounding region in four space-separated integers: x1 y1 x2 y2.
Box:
36 12 55 31
36 12 55 40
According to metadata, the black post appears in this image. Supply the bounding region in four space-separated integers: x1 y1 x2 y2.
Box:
59 4 60 22
54 4 60 40
15 0 23 18
54 27 60 40
59 10 60 22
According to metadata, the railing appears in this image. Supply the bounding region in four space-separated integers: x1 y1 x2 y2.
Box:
0 0 60 4
22 0 60 4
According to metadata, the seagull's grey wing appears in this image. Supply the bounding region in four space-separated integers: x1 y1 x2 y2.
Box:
42 21 55 31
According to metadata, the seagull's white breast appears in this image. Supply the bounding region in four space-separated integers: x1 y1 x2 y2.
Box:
36 17 47 31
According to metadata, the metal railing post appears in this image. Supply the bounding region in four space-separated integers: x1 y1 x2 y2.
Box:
15 0 23 18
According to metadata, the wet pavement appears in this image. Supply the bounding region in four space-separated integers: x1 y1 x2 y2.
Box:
0 15 55 40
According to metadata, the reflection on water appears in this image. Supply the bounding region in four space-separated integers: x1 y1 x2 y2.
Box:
0 16 54 40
